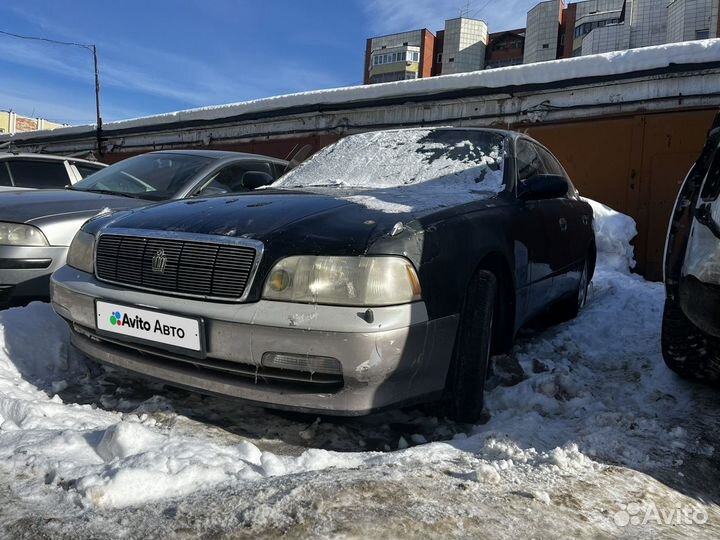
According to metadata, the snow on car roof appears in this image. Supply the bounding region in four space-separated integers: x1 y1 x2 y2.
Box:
3 39 719 143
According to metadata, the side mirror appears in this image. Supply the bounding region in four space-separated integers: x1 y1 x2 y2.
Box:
243 171 275 190
518 174 568 200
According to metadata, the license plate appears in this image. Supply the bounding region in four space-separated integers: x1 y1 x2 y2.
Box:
96 300 202 352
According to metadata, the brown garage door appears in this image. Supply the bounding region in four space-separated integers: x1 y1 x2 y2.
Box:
526 109 717 280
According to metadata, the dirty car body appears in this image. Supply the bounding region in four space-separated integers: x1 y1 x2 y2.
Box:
51 128 596 416
0 150 287 307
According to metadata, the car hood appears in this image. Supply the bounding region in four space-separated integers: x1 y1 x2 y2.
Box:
102 188 502 253
105 191 363 241
0 189 149 246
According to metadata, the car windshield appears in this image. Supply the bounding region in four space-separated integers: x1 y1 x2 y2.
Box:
272 129 506 213
72 153 213 200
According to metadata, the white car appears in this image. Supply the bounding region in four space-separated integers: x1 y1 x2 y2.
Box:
662 112 720 383
0 152 105 191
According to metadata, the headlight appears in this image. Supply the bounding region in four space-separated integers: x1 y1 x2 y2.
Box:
262 255 422 306
66 230 95 273
0 222 48 246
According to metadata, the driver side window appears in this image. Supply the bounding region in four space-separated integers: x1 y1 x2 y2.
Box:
196 161 274 196
515 140 547 185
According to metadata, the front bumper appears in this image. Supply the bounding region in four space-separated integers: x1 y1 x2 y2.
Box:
0 245 68 306
51 265 458 415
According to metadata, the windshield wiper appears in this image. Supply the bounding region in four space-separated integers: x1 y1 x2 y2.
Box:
77 188 142 199
288 183 343 188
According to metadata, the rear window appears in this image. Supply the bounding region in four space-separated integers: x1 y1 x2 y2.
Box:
8 160 69 189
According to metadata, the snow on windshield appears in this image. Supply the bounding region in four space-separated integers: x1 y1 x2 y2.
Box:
274 129 506 213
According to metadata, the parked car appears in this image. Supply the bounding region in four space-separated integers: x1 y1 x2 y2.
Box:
662 112 720 383
0 152 105 190
51 128 595 422
0 149 288 307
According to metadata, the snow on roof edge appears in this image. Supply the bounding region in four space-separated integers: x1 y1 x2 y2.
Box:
4 39 720 144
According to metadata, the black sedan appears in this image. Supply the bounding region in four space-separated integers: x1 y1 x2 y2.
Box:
51 128 595 422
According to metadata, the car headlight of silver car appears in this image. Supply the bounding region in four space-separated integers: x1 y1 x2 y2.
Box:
66 230 95 273
0 222 49 247
262 255 422 306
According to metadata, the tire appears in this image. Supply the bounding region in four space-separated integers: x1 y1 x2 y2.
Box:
445 270 497 423
552 256 590 322
661 297 720 384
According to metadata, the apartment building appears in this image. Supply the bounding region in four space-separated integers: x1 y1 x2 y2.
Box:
365 17 501 84
363 29 435 84
363 0 720 83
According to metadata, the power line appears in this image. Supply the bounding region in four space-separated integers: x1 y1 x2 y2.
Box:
467 0 494 21
0 29 103 155
0 29 93 51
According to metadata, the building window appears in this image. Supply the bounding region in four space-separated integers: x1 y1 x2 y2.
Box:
448 57 454 62
542 43 549 49
412 51 419 62
403 41 408 46
437 53 442 63
696 29 710 40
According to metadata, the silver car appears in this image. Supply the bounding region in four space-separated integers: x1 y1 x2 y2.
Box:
0 150 287 307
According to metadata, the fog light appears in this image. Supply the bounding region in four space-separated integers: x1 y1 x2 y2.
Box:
261 352 342 375
268 269 291 292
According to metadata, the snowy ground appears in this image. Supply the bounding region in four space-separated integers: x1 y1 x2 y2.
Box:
0 201 718 539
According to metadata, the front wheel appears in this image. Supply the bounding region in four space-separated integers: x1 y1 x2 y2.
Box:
445 270 497 423
551 257 590 322
661 297 720 384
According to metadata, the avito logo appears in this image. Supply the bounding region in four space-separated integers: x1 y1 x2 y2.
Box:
106 308 184 338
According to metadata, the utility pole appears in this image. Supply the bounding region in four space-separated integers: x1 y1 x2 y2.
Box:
0 30 104 156
93 45 103 156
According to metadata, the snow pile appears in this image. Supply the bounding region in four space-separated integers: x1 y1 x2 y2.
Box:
584 197 638 272
274 129 505 214
4 39 719 143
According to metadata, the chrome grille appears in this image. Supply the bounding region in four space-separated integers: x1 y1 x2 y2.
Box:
95 233 259 300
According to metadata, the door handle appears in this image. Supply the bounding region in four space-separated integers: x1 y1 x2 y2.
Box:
559 217 568 232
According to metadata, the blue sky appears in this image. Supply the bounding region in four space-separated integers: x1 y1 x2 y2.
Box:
0 0 536 125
